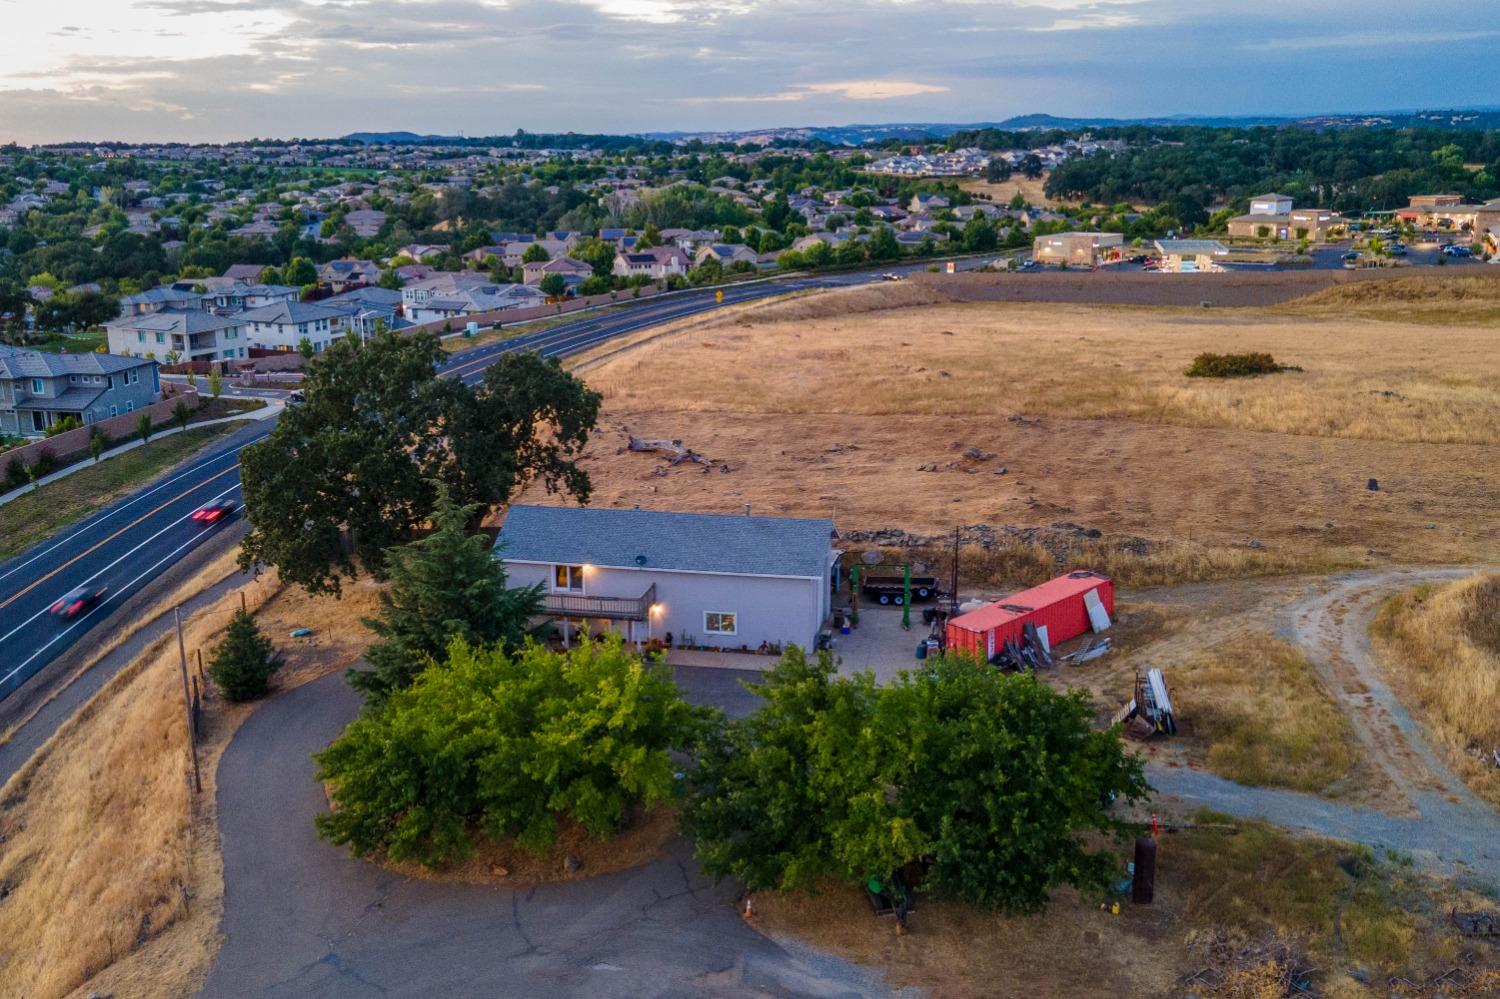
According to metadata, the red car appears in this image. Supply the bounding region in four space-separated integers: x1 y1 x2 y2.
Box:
50 586 105 619
191 501 236 524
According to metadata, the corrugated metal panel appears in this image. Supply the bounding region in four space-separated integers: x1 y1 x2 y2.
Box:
945 571 1113 657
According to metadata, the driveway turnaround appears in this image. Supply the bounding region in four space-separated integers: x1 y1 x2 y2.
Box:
203 668 896 999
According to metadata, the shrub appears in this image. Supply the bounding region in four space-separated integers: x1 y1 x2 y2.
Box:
44 416 80 438
207 608 281 702
2 455 27 492
682 649 1148 913
30 447 57 476
315 637 711 867
1185 352 1299 378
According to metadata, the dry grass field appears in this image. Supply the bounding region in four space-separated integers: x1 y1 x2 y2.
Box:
1372 574 1500 807
957 173 1058 208
554 281 1500 573
751 814 1497 998
0 558 381 999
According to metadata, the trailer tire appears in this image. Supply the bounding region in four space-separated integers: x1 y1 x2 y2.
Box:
894 595 905 606
916 587 930 599
878 594 891 605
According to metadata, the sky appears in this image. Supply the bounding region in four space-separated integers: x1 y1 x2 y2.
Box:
1 0 1498 144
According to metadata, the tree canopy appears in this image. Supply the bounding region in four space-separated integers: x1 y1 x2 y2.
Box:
315 637 712 867
353 486 541 702
238 329 600 594
683 649 1149 913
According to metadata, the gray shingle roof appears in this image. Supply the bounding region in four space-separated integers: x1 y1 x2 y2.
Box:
0 344 155 379
498 505 836 579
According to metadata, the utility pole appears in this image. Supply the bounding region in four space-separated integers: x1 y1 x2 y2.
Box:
175 606 202 793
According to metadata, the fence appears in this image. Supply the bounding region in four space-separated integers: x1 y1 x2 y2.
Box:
1 386 200 472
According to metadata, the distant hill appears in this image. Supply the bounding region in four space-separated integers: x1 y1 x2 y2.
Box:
339 108 1500 149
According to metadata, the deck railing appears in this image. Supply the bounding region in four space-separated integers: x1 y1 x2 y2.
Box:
541 583 655 621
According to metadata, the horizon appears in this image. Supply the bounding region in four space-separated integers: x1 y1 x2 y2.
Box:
4 1 1499 145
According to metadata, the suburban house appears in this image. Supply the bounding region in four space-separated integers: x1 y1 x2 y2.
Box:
1032 231 1123 266
324 286 408 339
342 208 387 238
611 246 690 280
222 263 269 284
908 193 950 213
496 505 840 652
401 272 547 322
694 243 759 268
1226 192 1345 241
1154 239 1229 273
118 285 203 316
238 300 356 353
0 344 160 437
522 256 594 289
106 309 248 362
316 258 382 293
201 283 301 313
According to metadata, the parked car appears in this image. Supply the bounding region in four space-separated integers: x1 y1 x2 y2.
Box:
1388 242 1408 255
1441 244 1472 257
286 389 306 405
880 272 903 281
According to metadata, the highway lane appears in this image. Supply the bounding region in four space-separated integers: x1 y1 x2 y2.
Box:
0 263 978 702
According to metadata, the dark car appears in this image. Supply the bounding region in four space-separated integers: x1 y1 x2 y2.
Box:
191 500 236 524
50 585 105 619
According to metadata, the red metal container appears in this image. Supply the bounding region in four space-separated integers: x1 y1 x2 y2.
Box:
945 570 1114 659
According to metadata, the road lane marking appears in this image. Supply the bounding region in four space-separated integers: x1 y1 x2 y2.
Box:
0 437 264 587
0 484 241 650
0 465 240 612
0 501 243 691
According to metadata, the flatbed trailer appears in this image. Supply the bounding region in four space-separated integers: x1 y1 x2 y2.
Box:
861 575 941 605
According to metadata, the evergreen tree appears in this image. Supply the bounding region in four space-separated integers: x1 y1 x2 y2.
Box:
208 608 281 701
351 486 542 702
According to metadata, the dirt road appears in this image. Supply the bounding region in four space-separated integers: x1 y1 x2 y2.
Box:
1151 567 1500 884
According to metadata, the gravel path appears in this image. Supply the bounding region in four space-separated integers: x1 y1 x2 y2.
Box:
1150 566 1500 885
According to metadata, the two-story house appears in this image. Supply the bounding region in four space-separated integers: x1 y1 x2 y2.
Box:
105 309 249 363
238 300 358 353
0 345 160 437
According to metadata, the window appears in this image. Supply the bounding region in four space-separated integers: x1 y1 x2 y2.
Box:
138 332 145 343
704 611 737 636
31 378 43 394
553 565 584 592
155 332 165 344
110 405 118 417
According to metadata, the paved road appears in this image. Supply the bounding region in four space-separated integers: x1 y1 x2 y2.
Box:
202 667 892 999
0 265 957 709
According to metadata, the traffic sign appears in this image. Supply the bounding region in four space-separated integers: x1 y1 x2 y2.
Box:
715 290 724 303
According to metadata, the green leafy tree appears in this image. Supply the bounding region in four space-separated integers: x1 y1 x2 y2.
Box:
135 411 153 444
172 398 192 431
634 223 662 250
866 226 901 262
207 608 281 701
238 331 599 594
208 369 223 400
963 214 998 252
539 272 567 298
283 256 317 286
315 637 711 866
89 429 105 464
352 487 542 702
521 242 551 264
297 335 314 359
684 650 1148 913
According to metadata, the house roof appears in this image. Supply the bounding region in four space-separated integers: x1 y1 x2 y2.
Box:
107 308 244 335
0 343 155 380
222 263 267 280
498 505 837 579
238 300 355 324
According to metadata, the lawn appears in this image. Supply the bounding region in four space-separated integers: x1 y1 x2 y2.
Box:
26 329 108 354
0 425 234 561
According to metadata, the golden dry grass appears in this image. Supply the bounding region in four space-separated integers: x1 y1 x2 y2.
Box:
1171 635 1364 795
1371 574 1500 807
586 298 1500 445
957 173 1058 208
0 565 382 999
751 815 1493 997
553 291 1500 570
1284 273 1500 326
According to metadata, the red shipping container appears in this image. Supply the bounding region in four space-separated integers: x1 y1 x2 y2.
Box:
945 571 1114 660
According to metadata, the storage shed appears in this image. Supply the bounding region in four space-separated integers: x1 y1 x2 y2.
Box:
945 571 1114 660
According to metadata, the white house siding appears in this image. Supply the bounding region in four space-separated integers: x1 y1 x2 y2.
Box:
504 561 826 651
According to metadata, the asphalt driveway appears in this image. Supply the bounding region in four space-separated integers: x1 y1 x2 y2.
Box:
201 667 892 999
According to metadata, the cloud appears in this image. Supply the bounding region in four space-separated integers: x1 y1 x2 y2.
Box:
684 79 950 104
1241 29 1500 52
